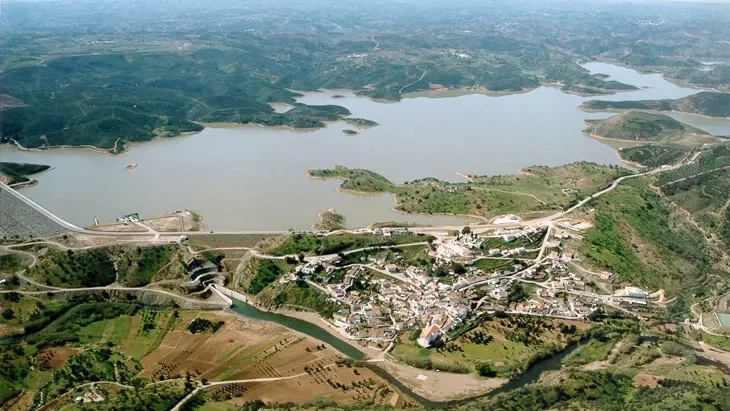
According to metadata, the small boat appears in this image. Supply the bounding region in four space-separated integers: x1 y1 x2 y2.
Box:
125 162 137 171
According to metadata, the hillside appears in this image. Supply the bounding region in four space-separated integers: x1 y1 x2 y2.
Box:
0 162 50 185
581 91 730 118
584 111 709 142
656 143 730 249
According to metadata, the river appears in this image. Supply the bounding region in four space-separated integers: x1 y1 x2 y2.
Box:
3 63 730 231
230 300 584 408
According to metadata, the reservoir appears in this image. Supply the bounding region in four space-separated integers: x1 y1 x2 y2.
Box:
3 63 730 231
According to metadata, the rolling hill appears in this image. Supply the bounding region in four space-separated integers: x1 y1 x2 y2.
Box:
581 91 730 118
584 111 710 142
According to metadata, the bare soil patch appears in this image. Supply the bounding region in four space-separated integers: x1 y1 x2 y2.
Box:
2 390 36 411
41 347 81 369
379 359 508 401
224 362 410 407
633 373 659 388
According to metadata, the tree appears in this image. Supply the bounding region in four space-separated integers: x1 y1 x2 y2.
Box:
477 362 497 377
461 226 471 235
507 283 530 304
2 308 15 320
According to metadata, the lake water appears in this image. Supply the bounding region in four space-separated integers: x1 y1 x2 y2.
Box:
3 63 730 230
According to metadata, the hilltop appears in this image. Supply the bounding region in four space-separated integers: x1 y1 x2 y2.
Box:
584 111 710 143
581 91 730 118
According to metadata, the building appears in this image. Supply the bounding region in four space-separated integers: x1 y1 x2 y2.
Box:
614 287 648 299
385 264 399 273
417 324 442 348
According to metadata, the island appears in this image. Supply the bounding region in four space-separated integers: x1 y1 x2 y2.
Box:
583 111 711 143
343 117 380 128
313 208 346 231
580 91 730 118
341 129 359 136
0 161 50 186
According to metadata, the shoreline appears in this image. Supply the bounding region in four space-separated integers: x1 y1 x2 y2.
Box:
307 170 486 224
614 148 646 169
235 299 379 358
578 107 730 121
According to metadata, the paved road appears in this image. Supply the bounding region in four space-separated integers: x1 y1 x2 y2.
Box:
0 282 229 307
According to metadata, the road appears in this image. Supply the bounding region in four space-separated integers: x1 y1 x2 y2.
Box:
0 281 230 307
398 67 427 94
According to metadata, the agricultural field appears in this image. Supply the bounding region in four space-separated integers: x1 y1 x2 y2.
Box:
0 299 408 409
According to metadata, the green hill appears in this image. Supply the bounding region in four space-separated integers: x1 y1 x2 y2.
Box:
581 91 730 118
0 162 50 185
584 111 709 142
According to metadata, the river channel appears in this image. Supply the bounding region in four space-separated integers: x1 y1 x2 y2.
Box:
230 300 584 408
3 63 730 230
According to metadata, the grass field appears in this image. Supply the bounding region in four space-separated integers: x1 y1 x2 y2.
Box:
562 338 617 366
189 234 281 250
392 315 579 377
701 331 730 351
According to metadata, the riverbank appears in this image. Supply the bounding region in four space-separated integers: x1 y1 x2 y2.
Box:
379 358 509 402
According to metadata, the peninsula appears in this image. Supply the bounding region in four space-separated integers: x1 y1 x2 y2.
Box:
584 111 711 143
581 91 730 118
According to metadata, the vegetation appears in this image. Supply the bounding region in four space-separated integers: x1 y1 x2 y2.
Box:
343 118 379 128
0 162 50 185
15 0 725 150
656 143 730 247
116 245 180 287
620 144 690 167
263 232 429 256
314 210 346 231
187 317 224 334
24 244 186 288
392 314 586 378
26 248 117 287
584 111 709 142
581 178 716 298
259 280 344 319
247 260 283 295
309 163 630 219
25 302 141 349
582 91 730 118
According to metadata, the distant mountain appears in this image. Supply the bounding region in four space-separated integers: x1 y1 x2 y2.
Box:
581 91 730 118
584 111 709 142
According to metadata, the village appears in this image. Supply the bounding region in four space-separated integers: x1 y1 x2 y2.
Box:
277 220 656 351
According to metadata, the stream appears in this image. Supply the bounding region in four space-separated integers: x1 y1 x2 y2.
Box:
230 300 583 408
